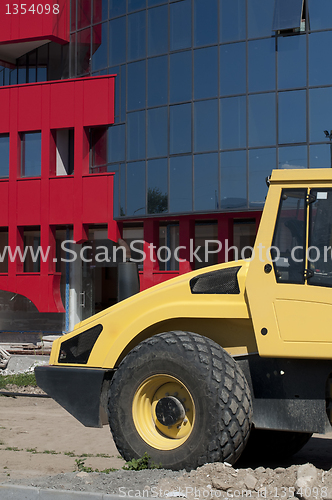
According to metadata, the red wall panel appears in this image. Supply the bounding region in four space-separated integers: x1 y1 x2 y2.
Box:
17 180 41 225
82 175 110 223
49 177 75 224
0 182 9 225
18 86 42 131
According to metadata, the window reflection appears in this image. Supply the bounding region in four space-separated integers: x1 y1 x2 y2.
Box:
109 17 126 66
220 43 246 96
194 47 218 100
108 125 126 163
0 134 9 178
220 0 246 43
247 0 275 38
128 0 146 12
170 51 192 103
92 23 108 71
277 35 306 90
170 0 192 51
170 155 192 213
249 94 276 148
148 5 168 56
127 111 146 161
309 0 332 30
279 146 307 169
278 90 306 144
128 60 146 111
148 158 168 214
194 0 218 47
220 150 247 209
309 32 332 87
220 96 246 150
147 107 168 158
127 161 146 216
170 104 192 154
110 0 126 18
194 100 218 153
249 148 276 208
128 11 146 61
309 87 332 143
21 132 41 177
148 56 168 107
194 153 219 211
310 145 331 169
77 28 91 76
248 39 275 93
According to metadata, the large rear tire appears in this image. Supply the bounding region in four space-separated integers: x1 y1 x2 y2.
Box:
108 331 253 470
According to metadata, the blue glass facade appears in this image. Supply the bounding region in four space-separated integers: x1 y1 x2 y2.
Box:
3 0 332 219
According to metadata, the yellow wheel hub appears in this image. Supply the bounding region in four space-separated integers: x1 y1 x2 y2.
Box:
132 374 195 450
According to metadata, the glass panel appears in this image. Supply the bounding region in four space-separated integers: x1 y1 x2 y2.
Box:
21 132 41 177
277 34 306 90
170 51 192 103
170 155 192 212
170 104 192 154
128 0 146 11
220 42 246 96
194 153 219 211
108 125 125 163
109 0 126 18
194 47 218 99
127 60 146 111
78 0 91 29
71 0 76 30
309 32 332 87
272 0 304 31
24 230 41 273
271 189 306 285
279 145 307 169
147 158 168 214
120 163 126 216
148 5 168 56
309 88 332 143
194 223 218 269
92 23 108 71
309 0 332 30
10 68 18 85
310 144 331 168
170 0 192 51
109 17 126 65
220 96 246 150
278 90 306 144
247 0 275 39
127 161 146 216
90 127 107 172
147 107 168 158
110 65 120 123
248 39 275 93
128 11 146 61
148 56 168 107
127 111 146 161
93 0 108 23
249 148 276 207
28 51 37 83
77 28 91 76
159 224 179 271
194 100 218 153
120 65 126 121
194 0 218 47
308 189 332 287
0 231 8 273
220 0 246 43
112 165 119 217
0 134 9 178
248 94 276 148
220 150 247 209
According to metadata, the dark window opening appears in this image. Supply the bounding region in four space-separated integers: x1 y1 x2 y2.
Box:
273 0 307 34
56 129 74 175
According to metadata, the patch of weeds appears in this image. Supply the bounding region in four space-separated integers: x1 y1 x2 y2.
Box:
117 455 123 459
95 453 111 458
75 458 93 473
74 458 118 474
3 466 8 469
80 453 93 458
26 448 38 454
5 447 21 452
0 441 4 446
122 452 161 471
42 450 59 455
0 426 6 429
64 451 76 457
0 373 37 388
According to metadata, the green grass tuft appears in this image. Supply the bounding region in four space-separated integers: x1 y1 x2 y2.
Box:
0 373 37 388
